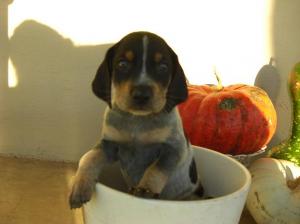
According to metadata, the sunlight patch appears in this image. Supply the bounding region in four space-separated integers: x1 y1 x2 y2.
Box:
8 57 18 88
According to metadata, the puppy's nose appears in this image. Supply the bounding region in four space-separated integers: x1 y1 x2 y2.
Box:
131 85 153 106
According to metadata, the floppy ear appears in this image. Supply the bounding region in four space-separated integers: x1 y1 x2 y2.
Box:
165 49 188 112
92 45 117 107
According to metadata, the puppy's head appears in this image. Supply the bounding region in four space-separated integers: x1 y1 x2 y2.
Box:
92 32 187 115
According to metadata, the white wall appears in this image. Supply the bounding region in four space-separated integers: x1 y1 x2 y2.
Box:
270 1 300 145
0 0 299 161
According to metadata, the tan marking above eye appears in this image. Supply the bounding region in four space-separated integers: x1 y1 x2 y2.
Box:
125 51 134 61
154 52 163 62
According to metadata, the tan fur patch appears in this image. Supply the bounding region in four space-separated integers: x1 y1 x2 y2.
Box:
103 124 131 142
113 80 167 114
154 52 163 63
125 50 134 61
112 81 131 111
104 122 171 144
138 126 171 143
138 164 168 194
151 83 167 113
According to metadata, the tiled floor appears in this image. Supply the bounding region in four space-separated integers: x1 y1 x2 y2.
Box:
0 156 256 224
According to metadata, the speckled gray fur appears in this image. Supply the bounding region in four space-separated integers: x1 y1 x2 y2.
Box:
99 106 199 199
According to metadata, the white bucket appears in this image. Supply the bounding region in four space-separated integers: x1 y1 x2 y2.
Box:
83 146 251 224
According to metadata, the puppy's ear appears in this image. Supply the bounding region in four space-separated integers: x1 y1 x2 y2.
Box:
165 49 188 112
92 44 117 107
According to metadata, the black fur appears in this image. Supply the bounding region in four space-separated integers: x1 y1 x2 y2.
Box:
92 45 117 107
165 50 188 112
189 159 198 184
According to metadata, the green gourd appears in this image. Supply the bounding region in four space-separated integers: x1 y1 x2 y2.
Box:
269 62 300 165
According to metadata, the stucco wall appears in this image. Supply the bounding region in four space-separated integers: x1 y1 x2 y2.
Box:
0 0 299 161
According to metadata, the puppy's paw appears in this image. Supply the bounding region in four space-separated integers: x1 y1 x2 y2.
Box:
69 177 94 209
129 187 159 199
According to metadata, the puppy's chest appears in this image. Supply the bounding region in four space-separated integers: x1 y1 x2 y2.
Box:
103 110 172 144
117 144 161 185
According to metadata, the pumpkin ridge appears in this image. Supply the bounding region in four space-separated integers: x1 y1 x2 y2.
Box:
212 102 222 151
193 95 219 148
235 91 273 154
235 94 259 155
241 99 258 154
244 87 277 144
239 95 261 154
215 93 243 154
231 97 246 155
253 113 270 153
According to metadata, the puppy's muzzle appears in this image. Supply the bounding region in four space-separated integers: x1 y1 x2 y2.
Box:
130 85 153 107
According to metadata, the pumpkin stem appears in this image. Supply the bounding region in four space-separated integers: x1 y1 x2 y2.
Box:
213 66 223 91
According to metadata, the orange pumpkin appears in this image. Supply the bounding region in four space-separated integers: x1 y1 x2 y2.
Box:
178 84 277 155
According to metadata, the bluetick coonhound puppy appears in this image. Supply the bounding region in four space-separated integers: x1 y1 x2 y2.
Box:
69 32 201 209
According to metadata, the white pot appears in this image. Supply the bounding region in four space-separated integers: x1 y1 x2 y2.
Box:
83 146 251 224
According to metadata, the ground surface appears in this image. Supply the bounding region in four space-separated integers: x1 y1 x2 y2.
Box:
0 156 83 224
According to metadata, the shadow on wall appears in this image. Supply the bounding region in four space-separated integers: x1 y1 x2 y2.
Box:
1 20 111 161
254 59 281 147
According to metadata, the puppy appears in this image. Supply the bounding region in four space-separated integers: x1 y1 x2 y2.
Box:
69 32 201 209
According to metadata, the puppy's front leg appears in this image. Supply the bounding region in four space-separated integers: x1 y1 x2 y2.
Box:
69 140 118 209
136 162 168 197
136 144 182 198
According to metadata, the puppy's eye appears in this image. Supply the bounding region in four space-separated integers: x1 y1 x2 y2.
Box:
117 60 130 72
156 63 168 74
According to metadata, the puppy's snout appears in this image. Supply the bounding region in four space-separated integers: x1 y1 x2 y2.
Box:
131 85 153 106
